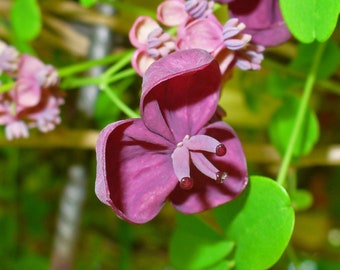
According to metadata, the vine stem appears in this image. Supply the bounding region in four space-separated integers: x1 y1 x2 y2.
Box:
101 84 139 118
276 42 326 186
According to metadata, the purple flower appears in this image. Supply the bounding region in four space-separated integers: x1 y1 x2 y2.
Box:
226 0 291 46
129 16 176 76
0 40 19 75
95 49 248 224
157 0 214 26
177 16 264 78
0 54 64 140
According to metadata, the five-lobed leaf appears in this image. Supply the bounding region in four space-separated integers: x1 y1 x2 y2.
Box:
214 176 295 270
279 0 340 43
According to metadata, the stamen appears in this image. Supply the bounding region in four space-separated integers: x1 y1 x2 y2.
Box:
190 152 219 180
180 177 194 190
171 144 192 187
185 0 213 19
223 18 251 51
216 171 228 184
184 134 226 155
216 144 227 156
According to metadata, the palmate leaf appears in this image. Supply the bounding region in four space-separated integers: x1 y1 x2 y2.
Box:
279 0 340 43
214 176 295 270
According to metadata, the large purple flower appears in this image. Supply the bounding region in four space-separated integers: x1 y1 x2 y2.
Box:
95 49 248 224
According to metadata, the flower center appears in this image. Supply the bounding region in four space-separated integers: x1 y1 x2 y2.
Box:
185 0 214 19
147 28 176 59
171 134 228 190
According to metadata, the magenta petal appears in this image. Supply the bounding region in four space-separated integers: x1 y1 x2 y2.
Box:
141 49 221 143
95 118 178 224
157 0 187 26
170 120 248 213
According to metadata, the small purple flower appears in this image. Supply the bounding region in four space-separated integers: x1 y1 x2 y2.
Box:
95 49 248 224
0 54 64 140
157 0 214 26
226 0 291 46
129 16 176 76
177 16 264 78
0 40 19 74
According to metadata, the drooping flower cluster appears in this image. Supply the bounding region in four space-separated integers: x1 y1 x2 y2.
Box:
95 49 248 224
129 0 290 77
0 41 64 140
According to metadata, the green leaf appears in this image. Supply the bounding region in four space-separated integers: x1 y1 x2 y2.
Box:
214 176 295 270
279 0 340 43
290 41 340 80
291 189 313 211
10 0 41 41
170 214 234 270
79 0 97 7
269 96 319 159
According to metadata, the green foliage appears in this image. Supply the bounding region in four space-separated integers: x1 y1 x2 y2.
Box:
170 214 234 270
170 177 295 270
10 0 41 41
269 96 319 159
79 0 97 7
214 176 295 270
291 189 313 211
279 0 340 43
291 41 340 80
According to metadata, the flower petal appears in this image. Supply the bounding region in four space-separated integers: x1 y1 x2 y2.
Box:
157 0 187 26
229 0 291 46
177 17 223 52
95 118 178 224
170 120 248 213
141 49 221 143
131 49 156 76
129 16 160 48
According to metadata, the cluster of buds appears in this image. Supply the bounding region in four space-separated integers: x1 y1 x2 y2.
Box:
0 41 64 140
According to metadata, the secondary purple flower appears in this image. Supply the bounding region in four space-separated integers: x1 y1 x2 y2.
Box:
227 0 291 46
0 54 64 140
177 16 264 78
95 49 248 224
0 40 19 75
129 16 176 76
157 0 214 26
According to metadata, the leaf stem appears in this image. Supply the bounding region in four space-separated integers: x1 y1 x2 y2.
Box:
101 84 139 118
276 42 326 186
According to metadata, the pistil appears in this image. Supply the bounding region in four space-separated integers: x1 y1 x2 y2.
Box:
185 0 214 19
171 134 228 190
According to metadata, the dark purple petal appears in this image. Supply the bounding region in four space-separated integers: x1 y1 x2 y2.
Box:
95 118 178 224
170 120 248 213
141 49 221 144
229 0 291 46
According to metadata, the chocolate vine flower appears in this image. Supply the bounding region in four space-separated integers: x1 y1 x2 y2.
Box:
157 0 214 27
223 0 291 46
0 54 64 140
129 16 176 76
95 49 248 224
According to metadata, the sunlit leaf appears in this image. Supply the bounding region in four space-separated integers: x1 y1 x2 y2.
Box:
214 176 295 270
79 0 97 7
269 96 319 159
279 0 340 43
10 0 41 41
170 214 234 270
